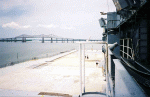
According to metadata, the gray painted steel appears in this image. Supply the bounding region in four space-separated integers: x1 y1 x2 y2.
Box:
114 59 146 97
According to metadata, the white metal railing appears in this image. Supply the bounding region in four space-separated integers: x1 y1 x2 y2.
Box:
78 41 108 97
120 38 134 60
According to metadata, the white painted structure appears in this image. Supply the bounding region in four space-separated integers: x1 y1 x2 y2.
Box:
78 41 146 97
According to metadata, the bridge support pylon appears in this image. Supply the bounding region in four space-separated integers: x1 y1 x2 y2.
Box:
14 38 17 42
51 38 53 43
73 39 74 43
42 37 44 43
22 37 26 42
56 38 57 43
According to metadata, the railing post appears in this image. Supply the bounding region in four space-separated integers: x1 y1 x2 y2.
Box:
123 39 124 58
131 39 134 60
83 44 85 93
106 43 109 97
79 43 82 97
127 39 129 59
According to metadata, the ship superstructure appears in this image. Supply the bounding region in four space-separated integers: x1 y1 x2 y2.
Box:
99 0 150 96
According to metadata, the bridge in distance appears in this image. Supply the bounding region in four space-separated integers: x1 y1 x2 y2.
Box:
0 34 101 43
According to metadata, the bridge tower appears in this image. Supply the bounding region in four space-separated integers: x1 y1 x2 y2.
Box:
51 38 53 43
56 38 57 43
62 38 63 43
22 37 26 42
73 39 74 43
14 38 17 42
42 37 44 43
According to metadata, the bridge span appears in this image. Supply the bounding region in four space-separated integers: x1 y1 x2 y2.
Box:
0 34 101 43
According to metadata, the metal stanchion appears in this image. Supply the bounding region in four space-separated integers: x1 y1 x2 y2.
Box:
83 44 85 93
79 43 82 97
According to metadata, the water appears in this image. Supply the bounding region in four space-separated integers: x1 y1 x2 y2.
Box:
0 41 103 68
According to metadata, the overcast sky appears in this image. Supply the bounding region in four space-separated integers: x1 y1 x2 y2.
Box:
0 0 116 39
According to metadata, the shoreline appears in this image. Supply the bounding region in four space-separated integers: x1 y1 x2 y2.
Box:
0 49 77 69
0 50 77 76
